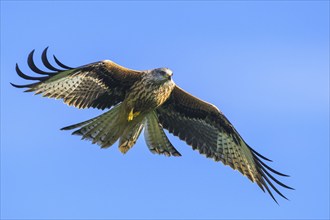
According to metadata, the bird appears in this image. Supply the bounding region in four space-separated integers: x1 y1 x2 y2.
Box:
11 47 293 203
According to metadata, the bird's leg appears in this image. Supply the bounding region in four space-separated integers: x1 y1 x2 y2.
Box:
128 109 134 121
128 108 140 121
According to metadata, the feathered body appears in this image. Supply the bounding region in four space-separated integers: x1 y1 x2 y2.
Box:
125 68 175 113
12 48 293 203
61 65 176 153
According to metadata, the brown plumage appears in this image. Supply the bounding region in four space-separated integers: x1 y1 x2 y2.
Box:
12 47 293 203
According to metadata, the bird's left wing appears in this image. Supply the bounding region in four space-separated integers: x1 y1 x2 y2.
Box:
11 48 143 110
156 86 293 203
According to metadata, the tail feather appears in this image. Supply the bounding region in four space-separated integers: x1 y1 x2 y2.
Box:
144 111 181 157
100 125 125 148
71 108 116 137
81 108 119 141
72 118 104 137
91 114 118 144
62 104 124 148
119 122 144 154
62 106 178 155
61 115 102 131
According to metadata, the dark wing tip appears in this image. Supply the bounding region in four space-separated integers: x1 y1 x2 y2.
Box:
10 82 25 88
10 82 38 89
247 144 273 162
15 63 48 81
13 47 77 90
53 55 74 70
27 49 55 75
250 147 294 203
256 156 290 177
41 47 63 72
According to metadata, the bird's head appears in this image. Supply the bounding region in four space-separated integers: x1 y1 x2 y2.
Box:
149 68 173 83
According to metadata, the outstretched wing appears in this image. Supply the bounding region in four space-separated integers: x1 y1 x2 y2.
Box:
157 86 293 203
11 47 143 110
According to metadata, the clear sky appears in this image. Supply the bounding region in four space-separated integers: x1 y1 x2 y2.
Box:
1 1 329 219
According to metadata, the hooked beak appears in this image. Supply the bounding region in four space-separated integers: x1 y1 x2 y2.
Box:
167 72 173 80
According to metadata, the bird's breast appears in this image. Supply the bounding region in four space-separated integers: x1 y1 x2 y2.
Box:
126 80 175 113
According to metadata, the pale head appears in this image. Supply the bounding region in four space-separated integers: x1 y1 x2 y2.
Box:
147 68 173 84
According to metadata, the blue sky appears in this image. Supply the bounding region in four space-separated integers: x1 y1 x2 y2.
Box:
1 1 329 219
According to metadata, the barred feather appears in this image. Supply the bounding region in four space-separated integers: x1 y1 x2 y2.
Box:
12 48 293 203
12 47 142 110
62 104 125 148
157 86 293 203
144 111 181 157
119 122 144 154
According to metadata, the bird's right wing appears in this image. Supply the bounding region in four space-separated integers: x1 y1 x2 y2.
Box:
157 86 293 203
11 48 143 110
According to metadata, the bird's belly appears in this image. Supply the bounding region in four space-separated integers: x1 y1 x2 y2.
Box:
125 81 174 113
128 92 166 113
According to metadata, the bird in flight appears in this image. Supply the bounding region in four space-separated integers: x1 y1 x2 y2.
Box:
12 47 293 203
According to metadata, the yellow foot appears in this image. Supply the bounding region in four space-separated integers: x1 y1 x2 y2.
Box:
128 109 140 121
133 111 140 117
128 109 134 121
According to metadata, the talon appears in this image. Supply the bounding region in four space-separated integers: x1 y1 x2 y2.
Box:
128 109 134 121
128 109 140 121
133 111 140 117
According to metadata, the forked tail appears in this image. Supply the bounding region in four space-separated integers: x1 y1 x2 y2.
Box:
61 107 181 156
61 104 126 148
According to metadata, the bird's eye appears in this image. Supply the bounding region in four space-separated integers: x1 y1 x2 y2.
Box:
160 71 166 75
